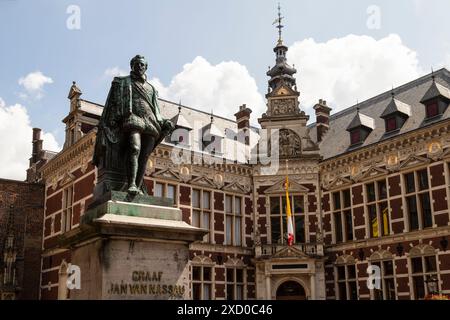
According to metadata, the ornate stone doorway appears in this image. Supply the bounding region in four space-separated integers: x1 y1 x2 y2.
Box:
276 280 306 300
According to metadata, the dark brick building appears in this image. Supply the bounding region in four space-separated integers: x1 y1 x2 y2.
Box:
0 179 44 300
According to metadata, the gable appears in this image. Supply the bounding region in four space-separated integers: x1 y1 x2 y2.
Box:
324 176 353 191
222 181 248 193
354 166 389 182
399 154 430 170
152 168 180 182
190 175 216 188
264 178 310 194
272 246 310 259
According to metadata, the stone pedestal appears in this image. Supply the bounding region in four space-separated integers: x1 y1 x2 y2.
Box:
59 197 207 300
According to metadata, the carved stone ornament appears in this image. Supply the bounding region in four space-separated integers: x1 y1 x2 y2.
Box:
386 153 399 170
278 129 302 158
350 165 361 178
427 141 443 160
271 98 297 116
213 173 224 188
179 166 191 182
145 159 154 176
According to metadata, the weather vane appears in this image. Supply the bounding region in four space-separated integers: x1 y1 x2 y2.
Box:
273 2 284 45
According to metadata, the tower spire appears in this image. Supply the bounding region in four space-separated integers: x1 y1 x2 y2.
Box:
267 4 297 92
274 2 284 46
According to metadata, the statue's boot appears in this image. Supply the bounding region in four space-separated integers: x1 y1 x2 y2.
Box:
127 184 140 195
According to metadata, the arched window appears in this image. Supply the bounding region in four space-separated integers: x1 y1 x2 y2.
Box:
224 258 246 300
58 260 69 300
191 255 215 300
335 255 358 300
409 245 439 299
369 250 396 300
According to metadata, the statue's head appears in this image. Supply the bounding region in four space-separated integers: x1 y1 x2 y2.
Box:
130 55 148 77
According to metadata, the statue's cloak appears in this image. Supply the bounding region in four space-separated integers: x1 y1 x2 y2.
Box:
93 75 166 167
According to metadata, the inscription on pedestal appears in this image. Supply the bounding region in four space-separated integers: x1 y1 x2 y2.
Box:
107 270 186 298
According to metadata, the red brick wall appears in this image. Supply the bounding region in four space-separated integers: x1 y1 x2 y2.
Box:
430 164 445 187
352 185 363 205
432 188 448 212
46 192 62 216
353 206 365 227
322 193 330 212
390 198 403 220
308 195 317 212
214 192 224 211
73 172 95 202
388 175 401 196
179 185 191 206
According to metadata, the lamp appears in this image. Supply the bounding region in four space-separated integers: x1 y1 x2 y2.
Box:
425 275 438 295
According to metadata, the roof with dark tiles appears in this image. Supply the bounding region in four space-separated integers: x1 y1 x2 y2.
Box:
309 68 450 160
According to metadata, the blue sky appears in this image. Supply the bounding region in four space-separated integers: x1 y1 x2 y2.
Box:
2 0 450 179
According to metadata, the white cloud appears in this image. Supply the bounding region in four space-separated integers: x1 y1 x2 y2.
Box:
150 56 266 122
18 71 53 100
104 67 128 78
0 98 60 180
287 34 423 117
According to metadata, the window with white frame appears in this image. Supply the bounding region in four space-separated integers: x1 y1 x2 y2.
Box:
270 195 305 244
62 185 73 233
154 182 177 204
332 189 353 243
192 189 212 242
335 259 358 300
225 195 242 246
226 268 245 300
410 253 438 299
369 254 396 300
191 265 213 300
403 169 433 231
365 179 390 238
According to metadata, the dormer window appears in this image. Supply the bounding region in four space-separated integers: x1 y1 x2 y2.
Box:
350 129 361 145
386 117 397 132
420 76 450 120
169 128 190 146
169 106 192 146
202 115 224 155
426 101 439 118
346 109 375 146
380 95 411 133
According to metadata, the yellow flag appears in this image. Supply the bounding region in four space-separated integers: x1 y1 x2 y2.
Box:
382 207 389 236
372 216 379 238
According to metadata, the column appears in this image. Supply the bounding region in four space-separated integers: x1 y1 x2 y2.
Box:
266 275 271 299
310 274 316 300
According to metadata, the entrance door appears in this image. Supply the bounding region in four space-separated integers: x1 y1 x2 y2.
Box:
276 281 306 300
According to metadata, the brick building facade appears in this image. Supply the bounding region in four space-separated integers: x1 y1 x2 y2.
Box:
10 28 449 300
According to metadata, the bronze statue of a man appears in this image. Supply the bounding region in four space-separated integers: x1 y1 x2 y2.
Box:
93 55 174 197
